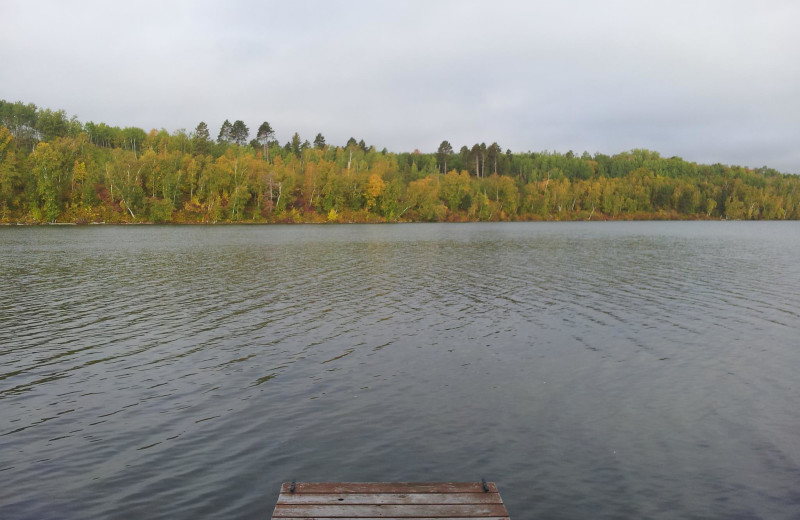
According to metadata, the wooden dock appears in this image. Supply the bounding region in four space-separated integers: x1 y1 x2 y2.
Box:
270 481 510 519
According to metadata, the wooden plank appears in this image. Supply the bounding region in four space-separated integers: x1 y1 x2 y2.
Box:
280 482 499 494
277 492 503 505
271 482 510 519
272 503 510 517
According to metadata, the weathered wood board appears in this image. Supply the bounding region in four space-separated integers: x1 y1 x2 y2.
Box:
270 482 510 519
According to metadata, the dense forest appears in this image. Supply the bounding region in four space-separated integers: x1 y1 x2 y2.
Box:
1 99 798 224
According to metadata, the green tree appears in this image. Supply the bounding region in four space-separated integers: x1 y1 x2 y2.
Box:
436 140 453 174
487 142 502 175
439 170 471 211
291 132 302 158
30 142 66 221
407 176 446 221
193 122 211 155
256 122 274 161
36 108 76 141
217 120 233 144
485 174 519 217
105 149 144 220
0 100 38 150
0 126 21 216
470 143 482 177
230 120 249 146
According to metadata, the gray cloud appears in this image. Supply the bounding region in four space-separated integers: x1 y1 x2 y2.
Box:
1 0 798 172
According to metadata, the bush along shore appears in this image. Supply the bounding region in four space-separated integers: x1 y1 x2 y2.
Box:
2 99 799 224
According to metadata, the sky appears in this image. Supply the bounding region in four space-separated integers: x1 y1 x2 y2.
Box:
2 0 799 172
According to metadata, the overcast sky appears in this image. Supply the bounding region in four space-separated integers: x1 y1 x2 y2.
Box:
2 0 799 172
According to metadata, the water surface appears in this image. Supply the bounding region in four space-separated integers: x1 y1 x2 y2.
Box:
1 222 799 519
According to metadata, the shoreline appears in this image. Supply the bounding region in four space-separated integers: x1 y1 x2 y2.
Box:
2 216 787 226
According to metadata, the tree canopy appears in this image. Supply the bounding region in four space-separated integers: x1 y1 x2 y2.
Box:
1 98 798 224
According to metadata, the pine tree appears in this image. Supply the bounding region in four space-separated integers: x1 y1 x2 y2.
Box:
195 122 210 141
231 120 249 146
437 140 453 173
291 132 301 158
217 120 232 144
257 122 274 161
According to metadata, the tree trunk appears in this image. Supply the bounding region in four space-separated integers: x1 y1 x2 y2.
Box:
268 174 274 210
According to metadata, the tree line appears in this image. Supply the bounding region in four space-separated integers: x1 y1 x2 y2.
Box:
1 99 798 224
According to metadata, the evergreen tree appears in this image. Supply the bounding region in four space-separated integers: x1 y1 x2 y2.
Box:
193 122 211 155
257 122 274 161
470 144 482 177
230 120 249 146
194 121 210 141
437 140 453 173
487 142 502 174
217 119 232 144
291 132 302 158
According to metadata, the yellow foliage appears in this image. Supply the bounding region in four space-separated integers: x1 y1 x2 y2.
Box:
365 173 385 209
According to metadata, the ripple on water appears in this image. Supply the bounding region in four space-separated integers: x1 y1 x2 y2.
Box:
1 222 799 519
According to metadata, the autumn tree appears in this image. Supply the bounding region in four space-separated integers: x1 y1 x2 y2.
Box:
407 176 445 221
364 173 386 212
29 142 64 221
484 174 519 217
105 149 144 220
0 126 21 216
440 170 471 212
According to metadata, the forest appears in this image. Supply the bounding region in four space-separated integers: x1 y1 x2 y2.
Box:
1 99 799 224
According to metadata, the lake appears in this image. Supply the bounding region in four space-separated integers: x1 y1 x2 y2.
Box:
1 222 799 519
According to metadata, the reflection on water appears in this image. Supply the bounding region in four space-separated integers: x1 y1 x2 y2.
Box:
1 222 799 519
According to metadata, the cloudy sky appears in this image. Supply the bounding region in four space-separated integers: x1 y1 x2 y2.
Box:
2 0 799 172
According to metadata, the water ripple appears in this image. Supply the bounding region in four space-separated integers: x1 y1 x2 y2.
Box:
1 223 799 519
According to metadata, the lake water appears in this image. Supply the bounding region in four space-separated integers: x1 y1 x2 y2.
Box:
1 222 799 519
